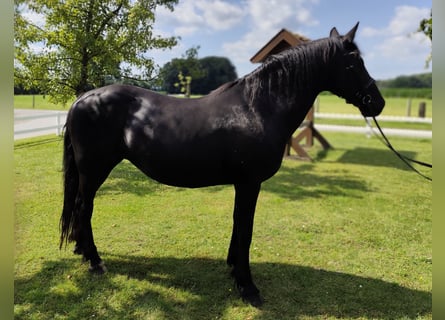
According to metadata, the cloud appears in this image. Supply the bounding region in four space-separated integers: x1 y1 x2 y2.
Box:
360 5 431 78
363 6 430 59
156 0 245 36
195 0 245 31
248 0 319 32
363 6 430 38
223 0 319 64
222 29 274 64
361 5 430 40
387 5 430 36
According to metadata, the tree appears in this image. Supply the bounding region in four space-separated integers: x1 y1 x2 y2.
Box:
159 46 205 96
418 9 432 67
192 56 237 94
174 71 192 97
418 10 432 41
378 73 432 88
160 54 238 95
14 0 178 105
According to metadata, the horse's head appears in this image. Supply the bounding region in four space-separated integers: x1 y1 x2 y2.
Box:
329 22 385 117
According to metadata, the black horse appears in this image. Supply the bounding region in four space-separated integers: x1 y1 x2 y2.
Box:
60 23 384 306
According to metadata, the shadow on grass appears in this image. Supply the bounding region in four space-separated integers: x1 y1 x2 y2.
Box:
98 160 167 197
14 136 63 150
15 254 431 319
262 163 371 201
337 147 418 170
321 147 419 171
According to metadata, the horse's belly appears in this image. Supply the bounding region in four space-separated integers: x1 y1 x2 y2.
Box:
130 157 230 188
127 146 283 188
124 128 285 188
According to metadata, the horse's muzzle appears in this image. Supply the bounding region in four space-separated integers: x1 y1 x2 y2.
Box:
359 84 385 117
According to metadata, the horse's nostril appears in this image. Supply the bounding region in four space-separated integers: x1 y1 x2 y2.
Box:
362 95 372 105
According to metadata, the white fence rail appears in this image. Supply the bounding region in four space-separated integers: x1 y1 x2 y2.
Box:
14 111 68 140
315 113 432 124
315 124 432 139
314 113 432 139
14 110 432 140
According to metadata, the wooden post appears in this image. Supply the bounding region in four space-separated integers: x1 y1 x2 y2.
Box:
284 106 332 160
306 107 314 147
406 99 412 117
418 102 426 118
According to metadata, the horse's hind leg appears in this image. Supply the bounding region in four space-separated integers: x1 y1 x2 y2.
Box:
73 162 119 273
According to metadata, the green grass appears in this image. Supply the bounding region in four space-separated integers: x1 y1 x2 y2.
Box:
13 95 74 110
316 94 433 118
14 133 432 319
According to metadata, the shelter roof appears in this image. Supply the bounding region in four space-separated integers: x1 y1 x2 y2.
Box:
250 28 310 63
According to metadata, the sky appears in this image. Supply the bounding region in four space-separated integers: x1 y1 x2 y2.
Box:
151 0 432 80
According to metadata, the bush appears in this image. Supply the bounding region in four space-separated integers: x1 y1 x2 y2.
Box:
378 88 432 99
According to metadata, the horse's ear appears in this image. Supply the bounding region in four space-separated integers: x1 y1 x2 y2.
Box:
330 27 340 37
344 22 359 42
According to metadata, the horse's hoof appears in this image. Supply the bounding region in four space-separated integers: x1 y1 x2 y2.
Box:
73 245 83 255
88 262 107 274
237 283 263 307
242 293 264 308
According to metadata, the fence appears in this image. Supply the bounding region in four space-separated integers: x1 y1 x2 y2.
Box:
314 113 432 123
314 113 432 138
14 111 68 140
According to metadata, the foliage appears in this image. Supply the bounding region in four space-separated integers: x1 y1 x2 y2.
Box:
376 73 431 89
174 71 192 97
159 46 205 95
14 133 431 319
378 88 431 100
159 51 238 95
418 10 432 41
192 56 238 94
14 0 178 105
418 9 432 67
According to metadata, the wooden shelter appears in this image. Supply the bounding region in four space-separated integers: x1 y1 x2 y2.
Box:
250 28 310 63
250 29 331 160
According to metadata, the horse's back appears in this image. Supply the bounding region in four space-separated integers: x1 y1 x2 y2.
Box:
66 83 283 187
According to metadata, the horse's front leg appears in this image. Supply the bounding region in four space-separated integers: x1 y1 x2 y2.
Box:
228 182 263 306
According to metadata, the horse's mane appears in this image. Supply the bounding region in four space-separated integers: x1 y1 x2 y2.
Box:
243 36 346 106
210 79 240 95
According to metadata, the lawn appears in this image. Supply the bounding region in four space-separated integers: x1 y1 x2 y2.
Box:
316 94 433 118
13 95 73 110
14 132 432 319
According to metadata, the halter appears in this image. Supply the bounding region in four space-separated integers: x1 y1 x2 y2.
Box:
344 53 375 106
351 77 375 106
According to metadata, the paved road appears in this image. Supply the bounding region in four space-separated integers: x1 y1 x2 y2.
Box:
14 109 68 140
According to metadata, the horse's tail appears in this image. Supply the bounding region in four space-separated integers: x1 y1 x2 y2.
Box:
59 119 78 249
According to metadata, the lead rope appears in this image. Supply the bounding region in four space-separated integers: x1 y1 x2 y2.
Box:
364 116 432 182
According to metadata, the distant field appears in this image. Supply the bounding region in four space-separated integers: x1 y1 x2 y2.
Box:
316 94 432 117
14 93 433 118
14 95 74 110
